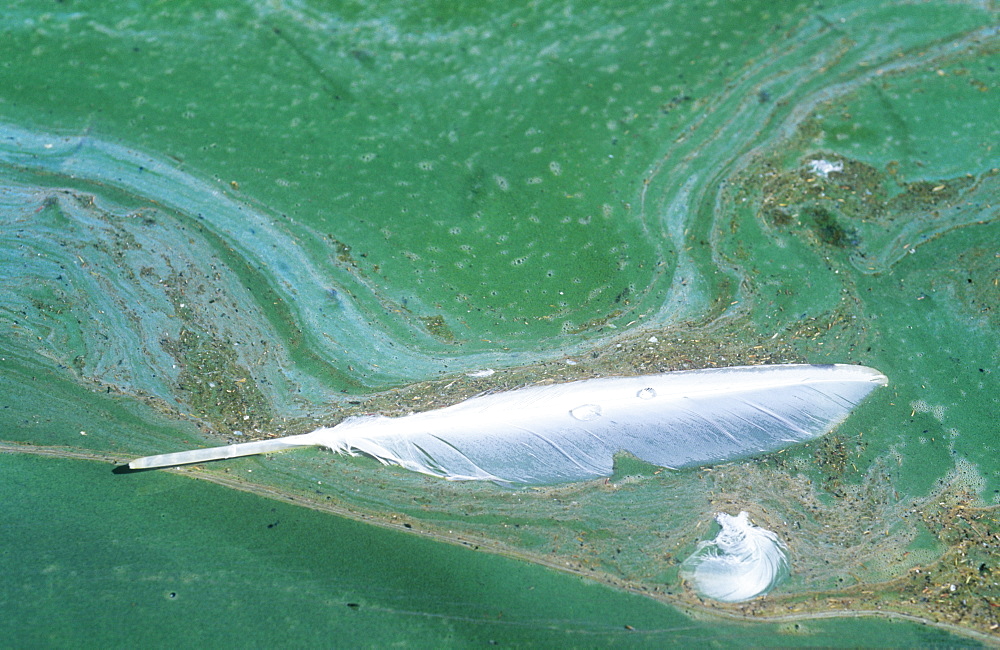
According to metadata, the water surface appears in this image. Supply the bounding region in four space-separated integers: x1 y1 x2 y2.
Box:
1 0 997 643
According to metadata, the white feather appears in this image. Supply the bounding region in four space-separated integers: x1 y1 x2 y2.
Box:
680 511 790 602
129 363 887 483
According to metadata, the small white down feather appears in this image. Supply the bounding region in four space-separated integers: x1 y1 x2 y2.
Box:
680 511 790 602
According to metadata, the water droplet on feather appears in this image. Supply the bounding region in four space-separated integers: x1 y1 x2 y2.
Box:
569 404 602 421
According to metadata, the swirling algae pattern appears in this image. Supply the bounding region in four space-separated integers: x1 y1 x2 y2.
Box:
1 0 998 641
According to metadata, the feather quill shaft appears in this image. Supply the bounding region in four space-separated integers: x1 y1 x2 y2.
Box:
129 363 887 484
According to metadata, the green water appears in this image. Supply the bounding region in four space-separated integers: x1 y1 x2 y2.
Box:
1 0 998 644
0 454 979 647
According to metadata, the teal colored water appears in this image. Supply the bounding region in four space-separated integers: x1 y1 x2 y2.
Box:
1 0 997 644
0 454 980 647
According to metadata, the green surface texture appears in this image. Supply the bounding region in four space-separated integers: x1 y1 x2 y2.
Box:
1 0 998 645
